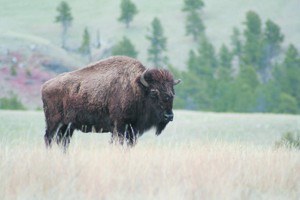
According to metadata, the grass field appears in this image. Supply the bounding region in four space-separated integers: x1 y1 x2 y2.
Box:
1 110 300 199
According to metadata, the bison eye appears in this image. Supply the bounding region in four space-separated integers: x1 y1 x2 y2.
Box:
150 89 159 99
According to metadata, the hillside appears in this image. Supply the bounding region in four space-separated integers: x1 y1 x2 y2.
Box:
1 0 300 66
0 0 300 108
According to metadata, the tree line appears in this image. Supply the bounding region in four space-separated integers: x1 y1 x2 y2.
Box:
174 8 300 114
55 0 167 65
55 0 300 114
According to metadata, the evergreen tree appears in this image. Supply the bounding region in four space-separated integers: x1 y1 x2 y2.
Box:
216 44 232 82
118 0 138 28
187 39 217 79
263 19 284 63
182 0 205 41
185 10 205 41
254 81 280 112
231 65 259 112
196 36 218 78
96 30 101 49
260 19 284 82
243 11 263 68
187 50 198 71
184 36 218 110
277 93 298 114
182 0 204 12
55 1 73 49
79 27 91 58
230 27 242 63
219 44 232 69
111 36 138 58
146 17 168 67
278 45 300 108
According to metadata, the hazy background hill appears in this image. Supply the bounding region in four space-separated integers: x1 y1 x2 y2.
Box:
1 0 300 67
0 0 300 108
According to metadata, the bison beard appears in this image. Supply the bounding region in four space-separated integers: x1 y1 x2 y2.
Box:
41 56 180 149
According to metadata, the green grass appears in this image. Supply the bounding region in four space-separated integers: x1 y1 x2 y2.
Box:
1 0 300 68
1 110 300 199
0 110 299 147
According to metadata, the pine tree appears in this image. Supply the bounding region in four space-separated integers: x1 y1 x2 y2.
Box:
197 36 218 78
230 27 242 64
187 50 198 72
264 20 284 57
146 17 168 67
255 19 284 83
118 0 138 28
111 36 138 58
277 93 298 114
231 65 259 112
217 44 232 81
219 44 232 69
96 30 101 49
78 27 91 59
184 36 218 110
55 1 73 49
182 0 205 41
280 45 300 107
185 10 205 41
243 11 263 68
262 19 284 67
182 0 204 12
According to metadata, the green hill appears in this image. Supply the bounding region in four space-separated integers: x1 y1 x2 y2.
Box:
0 0 299 69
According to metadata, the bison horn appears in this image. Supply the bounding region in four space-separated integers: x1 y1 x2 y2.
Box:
173 79 181 85
140 69 149 87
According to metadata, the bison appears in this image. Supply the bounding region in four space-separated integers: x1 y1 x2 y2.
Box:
41 56 181 148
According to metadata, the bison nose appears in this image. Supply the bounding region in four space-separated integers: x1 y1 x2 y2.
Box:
164 113 174 122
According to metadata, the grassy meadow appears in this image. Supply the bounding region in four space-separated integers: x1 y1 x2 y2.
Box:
1 110 300 199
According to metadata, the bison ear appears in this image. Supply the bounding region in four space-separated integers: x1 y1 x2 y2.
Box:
173 79 181 85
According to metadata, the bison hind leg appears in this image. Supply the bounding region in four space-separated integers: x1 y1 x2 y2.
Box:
44 123 63 148
44 132 52 148
56 122 74 151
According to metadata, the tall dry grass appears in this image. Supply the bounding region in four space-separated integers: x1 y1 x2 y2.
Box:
1 141 300 200
1 110 300 199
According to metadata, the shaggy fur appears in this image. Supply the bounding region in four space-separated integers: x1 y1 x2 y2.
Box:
41 56 179 148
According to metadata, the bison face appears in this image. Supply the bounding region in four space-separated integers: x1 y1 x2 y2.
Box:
139 69 181 135
149 88 174 123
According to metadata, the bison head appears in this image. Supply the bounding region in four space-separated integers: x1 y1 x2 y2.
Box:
139 69 181 135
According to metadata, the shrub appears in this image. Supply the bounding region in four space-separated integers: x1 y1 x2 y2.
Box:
275 131 300 149
0 96 26 110
10 65 17 76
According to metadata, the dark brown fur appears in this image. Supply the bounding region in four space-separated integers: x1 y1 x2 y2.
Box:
41 56 180 148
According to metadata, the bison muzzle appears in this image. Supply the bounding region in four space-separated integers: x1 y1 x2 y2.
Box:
41 56 181 148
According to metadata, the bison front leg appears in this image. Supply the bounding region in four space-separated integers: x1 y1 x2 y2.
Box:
110 121 128 146
126 124 138 147
110 130 124 146
110 122 138 147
